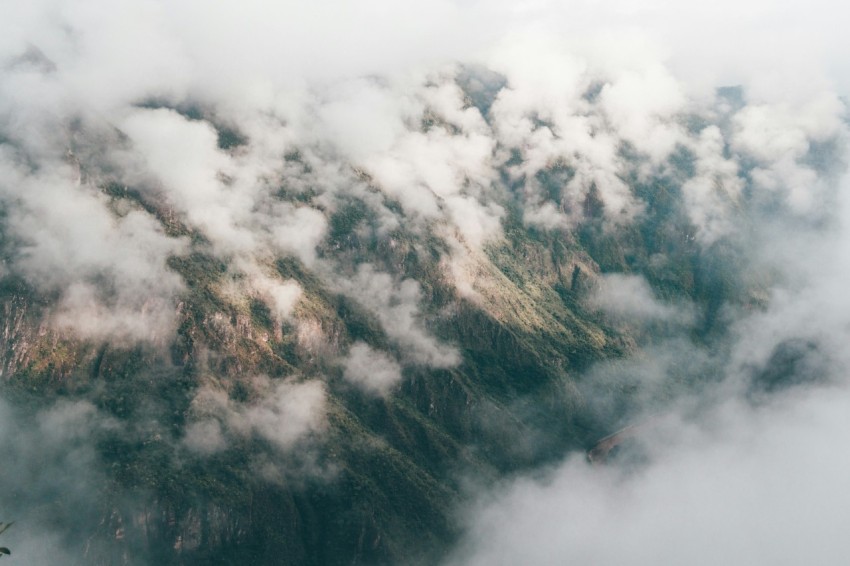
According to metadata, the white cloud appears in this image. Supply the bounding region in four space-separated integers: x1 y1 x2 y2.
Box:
731 93 845 216
119 108 258 253
446 387 850 566
681 125 744 245
2 0 846 349
241 379 327 451
449 155 850 566
0 148 187 342
2 5 850 562
336 264 460 368
588 273 693 324
270 205 329 267
187 378 327 453
183 419 226 455
341 342 403 396
598 61 686 163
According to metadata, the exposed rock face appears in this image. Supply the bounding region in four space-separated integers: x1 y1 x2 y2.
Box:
0 225 621 562
0 180 756 564
0 44 837 563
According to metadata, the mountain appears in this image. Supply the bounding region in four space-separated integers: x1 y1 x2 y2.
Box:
1 190 624 564
0 53 841 565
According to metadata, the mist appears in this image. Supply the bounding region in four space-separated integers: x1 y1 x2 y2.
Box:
445 34 850 564
2 0 850 564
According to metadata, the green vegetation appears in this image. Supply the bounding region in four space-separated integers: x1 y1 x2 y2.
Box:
0 146 767 564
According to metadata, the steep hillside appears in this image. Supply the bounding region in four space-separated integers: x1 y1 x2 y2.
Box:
0 205 621 564
1 30 842 564
0 143 762 564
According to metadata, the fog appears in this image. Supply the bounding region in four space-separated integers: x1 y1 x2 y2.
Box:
447 388 850 566
1 0 849 564
447 170 850 564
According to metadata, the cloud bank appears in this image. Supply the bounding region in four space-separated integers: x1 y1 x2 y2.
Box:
1 1 850 564
447 124 850 566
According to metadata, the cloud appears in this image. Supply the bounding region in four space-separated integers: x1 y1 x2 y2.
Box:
251 275 303 321
730 93 845 216
185 378 328 454
240 379 327 450
448 136 850 566
0 147 187 342
587 273 694 325
182 419 227 455
270 204 329 267
680 125 744 245
3 1 850 563
3 0 844 353
341 342 403 396
487 33 676 228
335 264 460 368
118 108 249 250
446 386 850 566
0 399 119 565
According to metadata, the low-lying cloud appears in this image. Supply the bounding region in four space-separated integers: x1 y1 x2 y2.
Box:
2 1 850 564
587 273 694 325
447 386 850 566
341 341 403 396
185 377 328 455
447 153 850 566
